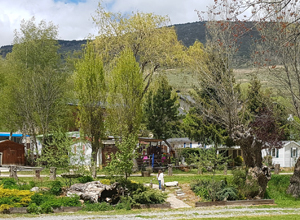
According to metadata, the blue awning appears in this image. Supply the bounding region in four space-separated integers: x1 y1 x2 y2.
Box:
0 133 30 137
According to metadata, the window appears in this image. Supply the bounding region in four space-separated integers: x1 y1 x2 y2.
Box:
190 143 192 148
291 148 298 158
271 148 279 158
184 143 186 148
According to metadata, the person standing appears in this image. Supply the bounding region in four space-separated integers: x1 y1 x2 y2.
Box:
157 169 164 190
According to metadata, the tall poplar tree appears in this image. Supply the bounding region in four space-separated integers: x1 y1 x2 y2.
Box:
105 48 143 178
106 48 143 137
74 41 106 165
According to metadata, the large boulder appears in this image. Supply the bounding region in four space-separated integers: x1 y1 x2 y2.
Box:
287 157 300 198
66 181 119 203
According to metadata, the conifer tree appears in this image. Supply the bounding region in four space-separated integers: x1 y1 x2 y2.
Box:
143 75 180 140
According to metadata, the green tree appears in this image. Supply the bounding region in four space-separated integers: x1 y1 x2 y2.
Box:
74 41 106 165
106 48 143 137
93 4 184 95
105 134 139 179
143 75 180 139
36 128 73 170
182 108 226 146
105 48 143 178
2 17 69 159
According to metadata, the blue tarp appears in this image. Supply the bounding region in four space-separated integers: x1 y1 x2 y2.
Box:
152 153 154 168
0 133 29 137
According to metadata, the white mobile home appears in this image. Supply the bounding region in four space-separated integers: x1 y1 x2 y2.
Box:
262 141 300 168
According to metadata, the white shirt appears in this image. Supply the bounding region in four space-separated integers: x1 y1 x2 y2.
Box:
157 172 164 181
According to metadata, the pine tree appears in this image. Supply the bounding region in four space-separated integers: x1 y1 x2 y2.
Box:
143 75 180 139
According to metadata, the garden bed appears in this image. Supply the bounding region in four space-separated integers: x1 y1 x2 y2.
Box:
195 199 275 207
4 206 83 214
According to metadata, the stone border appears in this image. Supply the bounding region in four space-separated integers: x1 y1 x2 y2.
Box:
195 199 275 207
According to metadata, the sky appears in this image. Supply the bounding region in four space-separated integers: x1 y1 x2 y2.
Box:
0 0 214 47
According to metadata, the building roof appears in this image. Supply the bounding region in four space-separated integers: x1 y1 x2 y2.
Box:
0 139 26 147
167 137 195 143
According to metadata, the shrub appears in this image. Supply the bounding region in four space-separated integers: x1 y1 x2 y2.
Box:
40 202 53 214
82 202 114 211
115 197 132 210
59 195 81 207
231 168 248 199
244 175 260 198
191 179 231 201
0 204 12 213
1 178 18 189
190 179 211 201
234 156 243 166
27 203 41 214
216 187 238 201
30 193 45 206
0 186 34 207
30 194 81 209
100 179 111 185
232 168 246 187
132 189 167 204
116 178 146 194
50 181 62 196
78 175 93 183
29 181 36 188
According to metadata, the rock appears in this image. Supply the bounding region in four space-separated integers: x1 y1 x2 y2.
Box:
79 200 84 205
176 190 185 196
165 181 178 187
287 157 300 198
66 181 119 203
30 187 40 192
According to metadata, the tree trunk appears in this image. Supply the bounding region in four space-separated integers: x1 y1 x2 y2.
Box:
246 166 271 199
232 125 271 199
287 157 300 198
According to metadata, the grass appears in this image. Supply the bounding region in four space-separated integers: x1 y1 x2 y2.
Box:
264 174 300 208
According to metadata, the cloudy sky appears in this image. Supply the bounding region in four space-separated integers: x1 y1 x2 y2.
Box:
0 0 213 47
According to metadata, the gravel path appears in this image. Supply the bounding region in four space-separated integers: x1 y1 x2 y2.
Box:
6 207 300 220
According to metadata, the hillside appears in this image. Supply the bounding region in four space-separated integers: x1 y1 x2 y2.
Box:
0 21 259 60
0 40 87 58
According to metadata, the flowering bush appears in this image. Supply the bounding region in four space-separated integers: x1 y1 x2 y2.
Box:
0 185 34 209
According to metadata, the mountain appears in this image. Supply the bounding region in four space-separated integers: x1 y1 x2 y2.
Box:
0 40 87 58
0 21 259 60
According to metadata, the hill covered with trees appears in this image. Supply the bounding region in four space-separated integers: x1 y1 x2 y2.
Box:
0 21 259 60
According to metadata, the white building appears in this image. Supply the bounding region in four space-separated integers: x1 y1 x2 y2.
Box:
262 141 300 168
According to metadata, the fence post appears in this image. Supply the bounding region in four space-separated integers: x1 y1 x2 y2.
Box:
168 164 173 176
92 164 97 179
50 167 57 180
274 164 280 174
224 163 227 175
35 169 41 179
9 165 18 180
